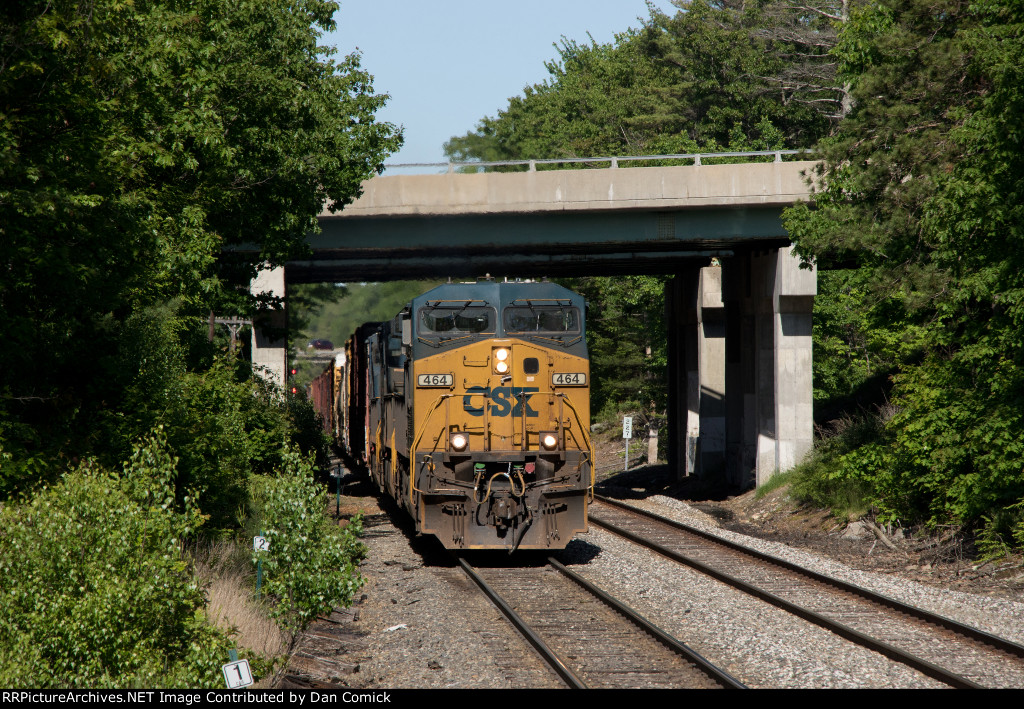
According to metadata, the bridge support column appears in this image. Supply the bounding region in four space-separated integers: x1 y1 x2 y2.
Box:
667 263 728 480
666 265 700 478
724 254 755 488
250 265 288 390
698 266 727 478
724 246 815 488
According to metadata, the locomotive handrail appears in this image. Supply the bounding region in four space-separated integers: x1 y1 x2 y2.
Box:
474 469 527 505
409 393 458 507
555 393 596 494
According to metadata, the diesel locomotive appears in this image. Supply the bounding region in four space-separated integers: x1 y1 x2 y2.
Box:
309 279 593 550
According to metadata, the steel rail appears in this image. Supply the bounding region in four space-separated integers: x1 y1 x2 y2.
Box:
456 556 588 689
546 556 746 689
595 494 1024 659
588 504 984 689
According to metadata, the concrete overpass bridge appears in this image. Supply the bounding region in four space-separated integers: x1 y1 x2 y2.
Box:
252 153 819 489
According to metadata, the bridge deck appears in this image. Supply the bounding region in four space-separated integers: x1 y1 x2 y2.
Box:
320 161 817 217
291 161 817 282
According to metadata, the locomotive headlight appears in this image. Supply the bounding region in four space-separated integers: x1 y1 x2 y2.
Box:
541 432 559 450
450 432 469 452
493 348 510 374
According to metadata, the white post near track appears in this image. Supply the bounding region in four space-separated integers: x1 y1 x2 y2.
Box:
623 416 633 471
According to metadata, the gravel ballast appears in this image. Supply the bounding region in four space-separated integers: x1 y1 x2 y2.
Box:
290 488 1024 689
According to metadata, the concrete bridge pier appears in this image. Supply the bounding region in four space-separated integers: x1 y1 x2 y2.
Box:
666 263 727 479
666 264 700 478
723 246 815 488
670 246 814 489
698 266 727 477
250 265 288 390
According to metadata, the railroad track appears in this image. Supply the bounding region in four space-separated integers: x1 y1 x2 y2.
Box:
590 495 1024 689
456 554 745 689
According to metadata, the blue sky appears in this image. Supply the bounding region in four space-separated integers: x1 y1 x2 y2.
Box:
327 1 680 170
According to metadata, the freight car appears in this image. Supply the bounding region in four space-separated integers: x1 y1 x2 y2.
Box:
313 279 594 551
307 352 344 440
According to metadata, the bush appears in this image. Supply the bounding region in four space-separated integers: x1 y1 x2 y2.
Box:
0 433 231 688
782 414 881 522
247 448 365 634
159 357 289 530
154 353 331 531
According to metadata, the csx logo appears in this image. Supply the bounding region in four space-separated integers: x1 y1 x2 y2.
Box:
463 386 540 417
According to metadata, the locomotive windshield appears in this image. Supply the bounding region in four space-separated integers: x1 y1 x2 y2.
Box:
503 305 580 334
418 305 495 335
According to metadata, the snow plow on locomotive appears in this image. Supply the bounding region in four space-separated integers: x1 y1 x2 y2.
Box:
310 279 594 551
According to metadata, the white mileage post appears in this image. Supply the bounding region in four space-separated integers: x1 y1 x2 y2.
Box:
623 416 633 471
222 658 254 689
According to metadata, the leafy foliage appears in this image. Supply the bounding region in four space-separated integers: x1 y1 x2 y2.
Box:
247 449 366 634
0 433 230 688
0 0 400 489
159 355 331 530
557 276 669 422
444 1 829 164
0 0 386 684
786 0 1024 533
811 270 884 403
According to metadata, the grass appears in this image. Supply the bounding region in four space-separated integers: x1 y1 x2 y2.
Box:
754 468 800 500
192 540 291 663
764 412 881 522
749 412 882 521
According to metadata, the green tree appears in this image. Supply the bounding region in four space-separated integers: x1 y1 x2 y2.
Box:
247 448 366 634
445 31 668 162
444 1 830 165
750 0 862 123
0 0 400 488
637 0 830 151
557 276 669 421
785 0 1024 531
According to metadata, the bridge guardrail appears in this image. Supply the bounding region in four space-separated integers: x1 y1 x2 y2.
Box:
386 149 815 175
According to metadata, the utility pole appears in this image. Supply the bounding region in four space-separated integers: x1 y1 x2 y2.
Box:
208 315 253 353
